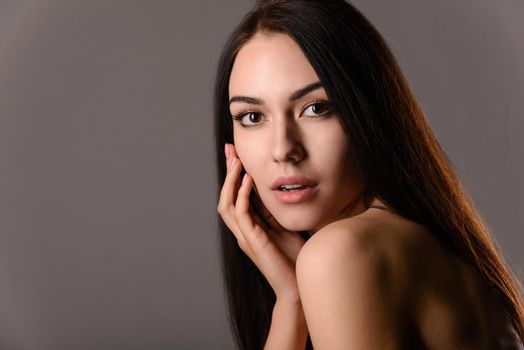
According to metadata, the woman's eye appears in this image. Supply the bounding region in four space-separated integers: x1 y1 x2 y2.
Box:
303 102 331 117
232 102 330 127
233 112 263 127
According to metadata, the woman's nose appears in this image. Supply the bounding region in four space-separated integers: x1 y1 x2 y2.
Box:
270 117 305 164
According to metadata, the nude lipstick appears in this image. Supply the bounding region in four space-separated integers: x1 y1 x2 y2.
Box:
271 175 318 204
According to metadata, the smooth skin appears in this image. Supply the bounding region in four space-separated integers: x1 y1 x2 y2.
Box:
217 146 305 304
228 32 366 235
217 32 514 349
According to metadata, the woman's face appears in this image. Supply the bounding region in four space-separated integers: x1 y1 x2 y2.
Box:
228 32 365 233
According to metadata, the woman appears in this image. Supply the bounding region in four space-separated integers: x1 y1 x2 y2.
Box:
214 0 524 349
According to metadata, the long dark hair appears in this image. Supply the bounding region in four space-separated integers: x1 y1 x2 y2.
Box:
213 1 524 348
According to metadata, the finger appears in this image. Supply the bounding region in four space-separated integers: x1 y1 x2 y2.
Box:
251 206 271 234
224 143 237 173
235 173 272 255
250 189 272 222
243 171 275 226
225 144 237 173
249 192 278 235
217 156 245 239
250 189 288 233
229 143 238 160
218 154 241 210
224 146 267 260
218 151 259 259
220 143 243 228
251 208 285 247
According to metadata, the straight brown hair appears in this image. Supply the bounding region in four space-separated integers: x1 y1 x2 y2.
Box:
214 1 524 348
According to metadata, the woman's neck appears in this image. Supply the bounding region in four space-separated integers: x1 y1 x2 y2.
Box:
306 196 389 237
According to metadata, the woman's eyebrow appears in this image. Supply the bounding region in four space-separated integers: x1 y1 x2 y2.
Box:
229 81 323 105
289 81 323 101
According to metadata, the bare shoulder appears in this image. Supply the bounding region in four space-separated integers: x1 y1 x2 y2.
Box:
296 208 490 349
297 207 434 307
295 209 427 348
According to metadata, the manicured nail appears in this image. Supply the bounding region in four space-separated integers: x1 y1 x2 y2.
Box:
224 143 230 159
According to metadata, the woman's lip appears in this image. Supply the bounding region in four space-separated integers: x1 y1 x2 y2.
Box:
272 185 318 204
271 175 317 190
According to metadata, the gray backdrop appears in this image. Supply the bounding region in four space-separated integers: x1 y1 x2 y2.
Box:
0 0 522 349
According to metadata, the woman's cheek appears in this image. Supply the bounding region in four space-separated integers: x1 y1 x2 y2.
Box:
238 157 266 197
235 145 255 174
241 161 258 183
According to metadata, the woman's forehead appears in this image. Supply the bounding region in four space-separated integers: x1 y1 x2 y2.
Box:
228 32 321 99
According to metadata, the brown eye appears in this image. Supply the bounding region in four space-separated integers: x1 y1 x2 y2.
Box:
232 111 264 127
303 101 331 117
246 112 262 124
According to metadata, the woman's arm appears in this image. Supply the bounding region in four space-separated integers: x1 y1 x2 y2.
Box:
264 298 309 350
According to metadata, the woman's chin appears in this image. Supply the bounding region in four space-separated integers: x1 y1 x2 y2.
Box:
273 215 318 233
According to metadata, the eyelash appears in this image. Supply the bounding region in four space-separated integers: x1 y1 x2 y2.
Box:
231 100 332 128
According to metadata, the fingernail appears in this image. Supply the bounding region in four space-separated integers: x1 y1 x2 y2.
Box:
242 173 248 185
224 143 229 159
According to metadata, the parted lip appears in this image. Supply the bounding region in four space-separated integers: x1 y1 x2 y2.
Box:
271 176 317 190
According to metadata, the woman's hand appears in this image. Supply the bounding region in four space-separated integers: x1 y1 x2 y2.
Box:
217 143 307 304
